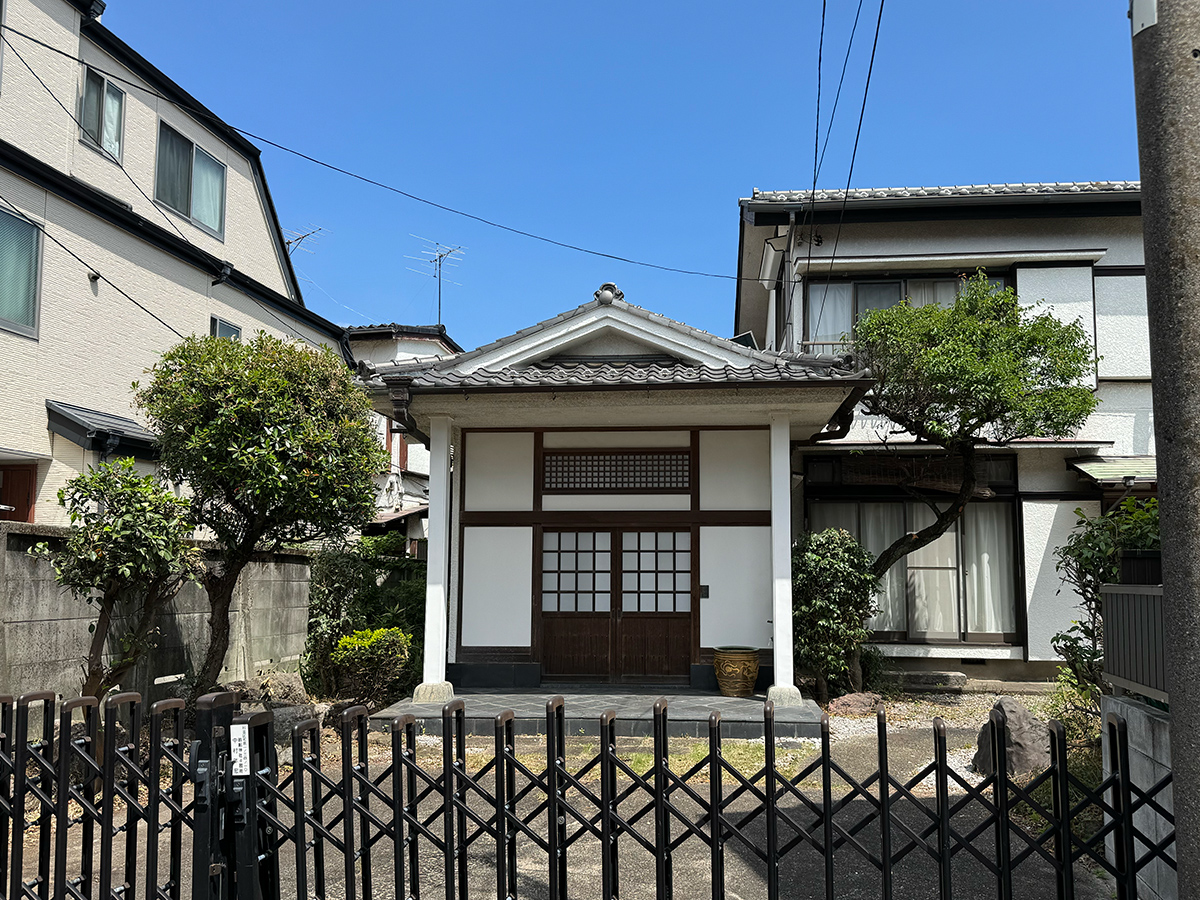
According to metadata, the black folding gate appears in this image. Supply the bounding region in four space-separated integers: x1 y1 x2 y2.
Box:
0 690 1176 900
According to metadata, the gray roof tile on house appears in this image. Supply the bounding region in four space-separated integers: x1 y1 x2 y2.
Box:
408 358 862 391
745 181 1141 204
372 293 867 391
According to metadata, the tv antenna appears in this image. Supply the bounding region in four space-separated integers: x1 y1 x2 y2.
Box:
284 224 325 256
405 236 465 325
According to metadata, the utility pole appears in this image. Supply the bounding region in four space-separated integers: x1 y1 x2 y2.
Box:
1131 0 1200 891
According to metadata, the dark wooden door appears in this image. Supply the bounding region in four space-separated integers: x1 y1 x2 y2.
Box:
538 528 693 682
614 530 692 682
0 465 36 523
539 530 615 680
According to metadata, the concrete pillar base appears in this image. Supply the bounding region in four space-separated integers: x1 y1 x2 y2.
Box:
766 683 805 708
411 681 455 704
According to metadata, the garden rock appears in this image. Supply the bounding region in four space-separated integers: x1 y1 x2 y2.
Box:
972 696 1050 776
828 692 882 717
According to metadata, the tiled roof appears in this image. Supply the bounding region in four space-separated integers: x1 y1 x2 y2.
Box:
746 181 1141 204
370 292 867 392
407 357 862 391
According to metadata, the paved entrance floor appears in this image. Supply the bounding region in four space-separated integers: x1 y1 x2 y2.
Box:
371 686 823 738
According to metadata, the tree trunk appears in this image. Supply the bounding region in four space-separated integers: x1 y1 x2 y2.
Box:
814 673 830 707
871 443 978 579
194 565 244 698
81 590 118 701
848 647 863 693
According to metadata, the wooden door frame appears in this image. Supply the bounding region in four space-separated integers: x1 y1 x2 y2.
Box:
0 463 38 524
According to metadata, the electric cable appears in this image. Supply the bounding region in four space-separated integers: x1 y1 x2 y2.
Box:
810 0 887 343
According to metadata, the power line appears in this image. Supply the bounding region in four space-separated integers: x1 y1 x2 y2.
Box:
816 0 866 181
0 189 184 338
0 30 328 351
0 23 751 282
811 0 887 343
0 33 190 244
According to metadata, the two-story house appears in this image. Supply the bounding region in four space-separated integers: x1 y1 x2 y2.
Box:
736 181 1151 680
0 0 351 524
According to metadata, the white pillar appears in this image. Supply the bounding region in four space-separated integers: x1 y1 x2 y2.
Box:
767 412 804 707
412 415 454 703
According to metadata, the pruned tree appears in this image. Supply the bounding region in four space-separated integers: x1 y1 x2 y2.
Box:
33 458 200 702
852 271 1098 578
135 333 386 696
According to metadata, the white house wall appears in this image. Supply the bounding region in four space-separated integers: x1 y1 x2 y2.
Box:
463 432 534 511
1023 498 1101 661
699 431 770 510
0 171 337 524
542 494 691 511
460 527 533 647
543 431 690 449
699 526 772 648
1095 275 1151 378
1078 382 1155 456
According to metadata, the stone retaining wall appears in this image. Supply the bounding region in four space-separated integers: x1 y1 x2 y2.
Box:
0 521 310 703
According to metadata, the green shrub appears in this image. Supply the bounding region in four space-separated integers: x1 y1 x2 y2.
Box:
1053 498 1159 700
303 537 425 699
329 628 412 708
793 529 880 704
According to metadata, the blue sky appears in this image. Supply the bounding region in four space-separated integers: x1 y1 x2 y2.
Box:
103 1 1140 351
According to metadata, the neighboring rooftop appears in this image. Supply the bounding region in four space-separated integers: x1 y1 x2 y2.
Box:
347 323 464 353
745 181 1141 207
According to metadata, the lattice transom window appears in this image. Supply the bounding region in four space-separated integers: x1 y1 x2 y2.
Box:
620 531 691 612
542 450 691 493
542 531 612 612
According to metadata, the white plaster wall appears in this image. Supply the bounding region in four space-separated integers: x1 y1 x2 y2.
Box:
542 494 690 511
699 430 771 510
1018 448 1082 493
1014 266 1097 387
542 431 690 448
0 171 338 525
462 432 533 511
1023 498 1099 661
1095 275 1151 379
459 526 533 647
1078 382 1156 456
699 526 772 648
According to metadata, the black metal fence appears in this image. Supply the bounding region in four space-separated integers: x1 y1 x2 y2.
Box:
1102 584 1167 702
0 691 1176 900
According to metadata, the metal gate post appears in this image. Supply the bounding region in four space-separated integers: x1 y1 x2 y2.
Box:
192 692 237 900
231 710 280 900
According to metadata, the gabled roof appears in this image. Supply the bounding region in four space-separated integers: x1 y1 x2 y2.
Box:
373 284 866 393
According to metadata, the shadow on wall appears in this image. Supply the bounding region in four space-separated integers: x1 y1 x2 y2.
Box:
1023 499 1101 662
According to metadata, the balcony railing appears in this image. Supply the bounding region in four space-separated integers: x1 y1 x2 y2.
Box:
798 341 850 356
1102 583 1167 701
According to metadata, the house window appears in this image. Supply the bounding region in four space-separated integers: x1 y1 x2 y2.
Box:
0 208 40 337
155 121 226 235
542 450 691 493
210 316 240 340
807 499 1018 642
803 275 1006 348
80 68 124 160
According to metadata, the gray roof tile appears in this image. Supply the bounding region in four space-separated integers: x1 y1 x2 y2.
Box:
746 181 1141 204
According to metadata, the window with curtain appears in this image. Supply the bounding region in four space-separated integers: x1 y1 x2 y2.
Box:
210 316 241 340
802 275 1007 349
0 209 40 337
806 497 1018 643
155 122 226 236
80 68 124 160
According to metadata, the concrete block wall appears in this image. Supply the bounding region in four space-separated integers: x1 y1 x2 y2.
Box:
0 521 310 704
1102 694 1175 900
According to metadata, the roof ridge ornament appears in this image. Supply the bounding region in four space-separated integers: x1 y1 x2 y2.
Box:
594 283 623 304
